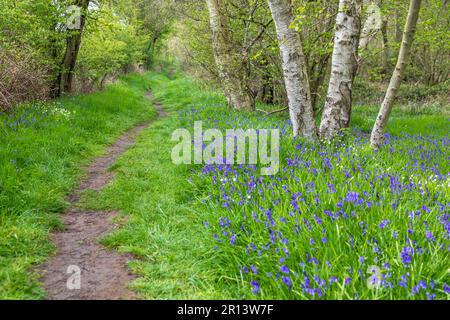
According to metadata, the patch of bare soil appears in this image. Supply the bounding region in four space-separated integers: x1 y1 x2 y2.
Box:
38 93 165 300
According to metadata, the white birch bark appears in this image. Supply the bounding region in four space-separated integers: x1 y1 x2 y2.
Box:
206 0 254 111
267 0 317 139
359 2 382 50
319 0 362 139
370 0 422 147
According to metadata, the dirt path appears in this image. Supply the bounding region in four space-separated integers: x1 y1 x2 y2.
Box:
38 92 166 300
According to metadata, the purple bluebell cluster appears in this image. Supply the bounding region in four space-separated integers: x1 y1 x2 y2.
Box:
2 101 72 132
183 106 450 299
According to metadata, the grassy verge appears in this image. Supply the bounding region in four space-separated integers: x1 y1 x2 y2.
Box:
0 74 156 299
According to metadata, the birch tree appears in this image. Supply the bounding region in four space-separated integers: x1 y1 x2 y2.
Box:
267 0 317 139
319 0 362 139
359 1 382 51
358 1 390 74
206 0 254 111
57 0 90 96
370 0 422 147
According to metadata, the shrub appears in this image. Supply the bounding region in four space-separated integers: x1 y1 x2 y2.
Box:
0 49 52 112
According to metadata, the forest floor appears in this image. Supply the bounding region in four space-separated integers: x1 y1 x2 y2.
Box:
0 70 448 300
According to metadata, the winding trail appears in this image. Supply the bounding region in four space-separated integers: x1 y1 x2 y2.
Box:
38 92 166 300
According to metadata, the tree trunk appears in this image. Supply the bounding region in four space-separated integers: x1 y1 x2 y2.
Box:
309 54 331 115
359 1 382 51
381 18 390 75
370 0 421 148
395 9 403 43
49 23 62 98
257 57 275 104
57 0 90 96
319 0 362 139
267 0 317 139
206 0 254 111
145 33 159 69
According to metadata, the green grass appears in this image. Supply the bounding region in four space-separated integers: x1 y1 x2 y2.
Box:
0 73 156 299
351 104 449 136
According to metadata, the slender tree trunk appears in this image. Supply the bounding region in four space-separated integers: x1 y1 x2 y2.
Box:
267 0 317 139
57 0 90 96
49 23 61 98
381 18 390 75
145 33 159 69
359 1 382 51
258 58 275 104
309 54 331 114
395 9 403 43
206 0 254 111
319 0 362 139
370 0 422 148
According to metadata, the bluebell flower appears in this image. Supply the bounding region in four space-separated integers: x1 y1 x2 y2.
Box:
426 292 436 300
329 276 338 284
416 246 423 255
400 246 414 266
411 286 420 295
425 230 435 242
379 220 389 229
316 288 324 298
250 265 257 275
313 214 322 225
398 280 407 288
443 283 450 294
418 280 427 289
250 280 259 294
282 276 292 290
229 233 236 245
279 265 290 274
213 233 222 242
